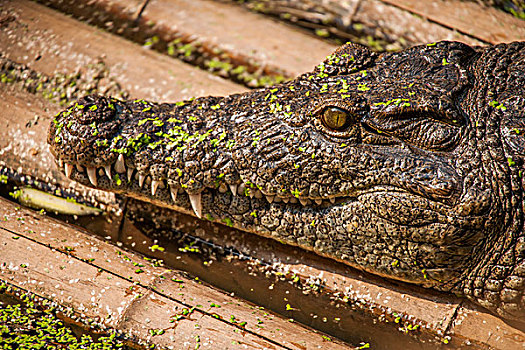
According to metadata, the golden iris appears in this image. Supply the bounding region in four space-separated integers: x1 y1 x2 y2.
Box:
321 107 352 131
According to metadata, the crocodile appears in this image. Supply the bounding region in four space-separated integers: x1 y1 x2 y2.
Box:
48 41 525 320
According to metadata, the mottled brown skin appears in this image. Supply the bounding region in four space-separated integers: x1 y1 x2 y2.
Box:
48 41 525 320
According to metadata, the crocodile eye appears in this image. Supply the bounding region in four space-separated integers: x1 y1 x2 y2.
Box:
321 107 352 131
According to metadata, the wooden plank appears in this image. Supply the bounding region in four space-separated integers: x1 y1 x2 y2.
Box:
231 0 522 46
0 0 246 102
0 87 63 187
0 196 350 349
117 291 284 350
354 0 483 46
380 0 525 44
449 306 525 349
36 0 338 79
223 0 483 48
136 0 337 77
0 212 151 331
152 270 351 349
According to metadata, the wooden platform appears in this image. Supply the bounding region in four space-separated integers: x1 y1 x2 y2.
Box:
1 0 525 349
0 195 354 349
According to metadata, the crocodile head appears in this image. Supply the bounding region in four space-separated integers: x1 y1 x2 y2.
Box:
48 41 525 320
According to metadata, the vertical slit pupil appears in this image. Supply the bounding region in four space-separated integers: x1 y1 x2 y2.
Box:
322 107 350 131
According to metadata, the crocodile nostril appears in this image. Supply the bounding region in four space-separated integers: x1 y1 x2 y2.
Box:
74 94 117 125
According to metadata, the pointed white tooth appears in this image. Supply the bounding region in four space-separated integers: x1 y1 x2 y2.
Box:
58 159 64 168
127 168 134 182
138 174 145 188
189 193 202 218
76 164 84 172
115 154 126 173
229 184 238 196
87 167 97 186
329 197 336 204
170 186 178 202
65 163 73 178
266 195 274 203
315 198 322 205
282 197 289 203
151 180 161 196
104 165 112 180
299 197 309 206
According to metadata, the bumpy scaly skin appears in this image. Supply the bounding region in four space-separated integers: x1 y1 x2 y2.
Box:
48 41 525 320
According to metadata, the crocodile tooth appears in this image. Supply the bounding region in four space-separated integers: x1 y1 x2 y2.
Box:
87 167 97 186
254 190 263 199
299 197 309 206
289 197 298 204
266 195 274 203
138 174 145 188
315 198 322 205
76 164 84 172
115 154 126 173
273 196 281 203
151 180 161 196
58 159 64 168
329 197 336 204
229 184 238 196
104 165 112 180
127 168 134 182
170 186 178 202
189 193 202 218
282 197 289 203
64 163 73 178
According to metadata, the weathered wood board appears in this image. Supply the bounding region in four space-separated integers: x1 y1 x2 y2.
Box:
381 0 525 44
223 0 524 46
36 0 338 80
0 0 245 102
